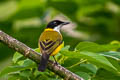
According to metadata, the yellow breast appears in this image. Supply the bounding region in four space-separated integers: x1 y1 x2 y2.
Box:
50 42 64 56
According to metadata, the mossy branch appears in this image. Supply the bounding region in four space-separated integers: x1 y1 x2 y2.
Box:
0 30 84 80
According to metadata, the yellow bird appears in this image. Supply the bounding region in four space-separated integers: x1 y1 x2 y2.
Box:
38 20 70 71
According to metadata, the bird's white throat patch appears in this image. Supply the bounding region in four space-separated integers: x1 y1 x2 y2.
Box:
53 25 61 33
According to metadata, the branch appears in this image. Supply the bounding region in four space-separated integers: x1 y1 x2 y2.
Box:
0 30 84 80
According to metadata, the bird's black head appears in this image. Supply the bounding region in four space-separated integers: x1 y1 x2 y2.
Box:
46 20 69 29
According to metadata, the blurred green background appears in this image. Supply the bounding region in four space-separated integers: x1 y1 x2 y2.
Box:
0 0 120 78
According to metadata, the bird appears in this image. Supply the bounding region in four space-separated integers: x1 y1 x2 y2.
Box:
38 20 70 72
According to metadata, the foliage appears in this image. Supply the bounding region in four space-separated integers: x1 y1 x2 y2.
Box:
1 41 120 80
1 0 120 80
1 0 120 60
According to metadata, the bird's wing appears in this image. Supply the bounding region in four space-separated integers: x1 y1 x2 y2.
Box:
39 30 62 55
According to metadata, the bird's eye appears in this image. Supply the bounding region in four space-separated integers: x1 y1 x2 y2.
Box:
53 22 57 25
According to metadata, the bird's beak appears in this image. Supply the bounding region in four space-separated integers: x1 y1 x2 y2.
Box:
62 22 70 25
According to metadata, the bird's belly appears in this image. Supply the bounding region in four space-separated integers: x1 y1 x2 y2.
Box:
50 42 64 56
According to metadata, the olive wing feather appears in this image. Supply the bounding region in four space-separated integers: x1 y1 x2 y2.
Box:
39 31 62 55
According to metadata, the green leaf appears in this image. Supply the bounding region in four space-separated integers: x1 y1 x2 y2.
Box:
8 74 22 80
61 45 70 51
93 69 120 80
61 50 118 74
8 73 28 80
34 48 40 53
75 71 91 80
106 57 120 72
100 51 120 61
80 64 97 74
0 66 25 77
22 59 36 66
99 52 120 72
36 74 49 80
75 42 100 52
65 63 97 75
99 51 120 72
19 70 31 78
75 42 120 52
62 58 80 67
12 52 23 63
0 59 36 77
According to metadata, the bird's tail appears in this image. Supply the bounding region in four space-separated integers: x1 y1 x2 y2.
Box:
38 53 49 72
